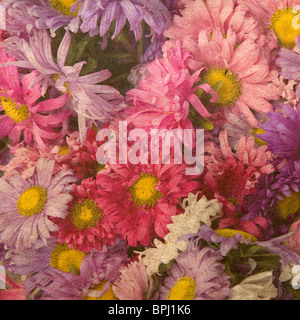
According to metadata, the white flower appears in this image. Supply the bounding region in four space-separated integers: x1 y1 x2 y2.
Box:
139 194 223 275
231 271 278 300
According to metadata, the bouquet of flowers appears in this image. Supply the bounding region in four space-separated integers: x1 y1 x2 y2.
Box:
0 0 300 301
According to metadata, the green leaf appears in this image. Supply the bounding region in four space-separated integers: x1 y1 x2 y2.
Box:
80 56 98 76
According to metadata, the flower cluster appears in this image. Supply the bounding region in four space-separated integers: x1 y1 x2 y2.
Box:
1 0 300 301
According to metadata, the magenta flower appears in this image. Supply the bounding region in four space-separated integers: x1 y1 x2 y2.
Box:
0 49 70 149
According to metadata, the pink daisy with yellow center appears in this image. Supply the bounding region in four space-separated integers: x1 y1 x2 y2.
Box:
173 28 280 127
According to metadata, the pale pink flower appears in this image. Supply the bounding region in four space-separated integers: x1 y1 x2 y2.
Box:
113 260 157 300
285 220 300 254
170 28 279 127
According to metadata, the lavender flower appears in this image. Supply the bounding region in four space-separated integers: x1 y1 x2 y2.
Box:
3 28 125 143
0 158 76 250
37 240 130 300
158 246 232 300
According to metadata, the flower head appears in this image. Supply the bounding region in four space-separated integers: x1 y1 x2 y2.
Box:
0 158 76 250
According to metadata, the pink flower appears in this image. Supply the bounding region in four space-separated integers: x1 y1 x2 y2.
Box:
239 0 300 49
51 177 120 253
284 220 300 254
0 49 70 149
125 41 218 132
164 28 279 127
96 161 200 247
0 273 25 300
113 260 157 300
164 0 263 51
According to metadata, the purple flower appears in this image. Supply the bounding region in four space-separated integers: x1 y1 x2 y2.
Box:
0 158 76 250
37 240 130 300
259 103 300 172
4 0 81 37
158 246 232 300
78 0 171 40
276 37 300 97
3 28 125 143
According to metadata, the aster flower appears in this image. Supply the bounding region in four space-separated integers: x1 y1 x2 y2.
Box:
163 0 263 52
158 246 232 300
4 0 81 37
0 158 76 250
51 177 120 253
37 240 130 300
78 0 171 41
243 161 300 238
166 27 279 127
126 41 218 132
239 0 300 49
112 259 158 300
139 194 223 275
96 159 200 248
259 103 300 172
0 49 70 149
3 28 125 143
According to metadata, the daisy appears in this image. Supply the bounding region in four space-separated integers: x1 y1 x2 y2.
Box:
0 158 76 250
51 177 120 253
240 0 300 49
0 49 70 149
158 246 232 300
4 0 81 37
96 160 200 247
167 28 279 127
126 41 218 132
3 28 125 143
37 240 130 300
163 0 263 51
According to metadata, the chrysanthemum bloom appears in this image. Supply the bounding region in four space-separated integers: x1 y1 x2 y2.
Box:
158 247 231 300
240 0 300 49
113 259 158 300
78 0 171 41
37 240 130 300
243 161 300 238
96 160 200 247
167 28 279 127
3 28 125 143
0 158 76 250
4 0 81 37
51 177 120 253
0 49 70 148
139 194 223 276
126 41 218 131
259 103 300 172
163 0 263 52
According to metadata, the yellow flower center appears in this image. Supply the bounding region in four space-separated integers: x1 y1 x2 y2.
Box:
17 186 47 217
201 68 242 106
270 7 299 48
50 243 86 274
52 74 72 97
276 192 300 220
215 228 257 242
70 199 103 230
59 146 70 155
129 173 163 208
49 0 80 16
84 281 118 300
1 97 29 123
167 276 196 300
252 128 267 146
